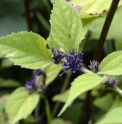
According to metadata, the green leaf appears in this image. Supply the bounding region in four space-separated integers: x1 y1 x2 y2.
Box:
98 51 122 75
45 64 61 85
53 90 69 103
0 32 53 69
0 78 20 88
6 87 39 124
58 73 106 116
110 96 122 110
47 32 59 49
96 96 122 123
70 0 122 18
50 0 82 52
97 107 122 124
93 93 113 111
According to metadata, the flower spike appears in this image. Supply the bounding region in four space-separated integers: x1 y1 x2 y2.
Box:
104 77 117 89
60 51 83 76
88 60 99 73
51 48 64 64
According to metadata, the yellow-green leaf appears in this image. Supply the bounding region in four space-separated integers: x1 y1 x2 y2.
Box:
6 87 39 124
0 32 53 69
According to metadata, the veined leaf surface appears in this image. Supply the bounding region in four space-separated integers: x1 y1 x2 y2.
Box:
50 0 82 52
70 0 122 18
98 51 122 75
97 107 122 124
0 32 53 69
58 74 106 116
6 87 39 124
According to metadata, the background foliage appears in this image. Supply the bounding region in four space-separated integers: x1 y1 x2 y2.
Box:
0 0 122 124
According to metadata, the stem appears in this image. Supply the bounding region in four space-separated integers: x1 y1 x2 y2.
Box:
93 0 120 61
61 73 71 93
85 0 120 123
40 94 52 124
51 73 71 117
24 0 32 31
113 86 122 96
82 68 93 74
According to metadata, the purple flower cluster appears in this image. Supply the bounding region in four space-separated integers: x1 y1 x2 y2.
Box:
60 51 83 76
88 60 99 73
51 48 64 64
105 77 117 88
51 47 83 76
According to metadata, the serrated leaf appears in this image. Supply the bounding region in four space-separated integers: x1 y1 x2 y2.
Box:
58 73 106 116
93 93 113 111
97 107 122 124
6 87 39 124
70 0 122 18
50 0 82 52
98 51 122 75
0 32 53 69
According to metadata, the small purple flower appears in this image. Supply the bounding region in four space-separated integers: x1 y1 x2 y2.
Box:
88 60 99 73
51 48 64 64
34 69 42 76
105 77 117 88
25 75 36 90
60 51 83 76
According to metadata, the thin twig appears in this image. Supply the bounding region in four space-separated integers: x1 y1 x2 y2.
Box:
93 0 120 61
85 0 120 123
24 0 32 31
51 73 71 117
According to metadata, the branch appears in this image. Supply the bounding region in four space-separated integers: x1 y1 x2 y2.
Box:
93 0 120 61
85 0 120 123
24 0 32 31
